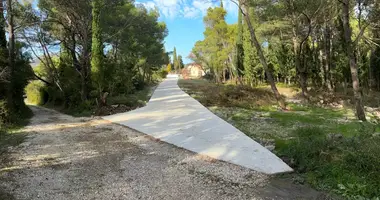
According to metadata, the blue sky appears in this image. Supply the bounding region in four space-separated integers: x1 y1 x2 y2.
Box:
136 0 239 64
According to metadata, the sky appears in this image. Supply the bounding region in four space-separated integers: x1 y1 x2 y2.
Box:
135 0 239 64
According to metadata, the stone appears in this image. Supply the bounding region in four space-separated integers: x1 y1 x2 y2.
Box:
265 145 275 151
372 132 380 137
327 133 343 140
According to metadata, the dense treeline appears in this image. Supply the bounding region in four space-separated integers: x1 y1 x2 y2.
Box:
191 0 380 120
30 0 168 108
0 0 34 125
0 0 168 123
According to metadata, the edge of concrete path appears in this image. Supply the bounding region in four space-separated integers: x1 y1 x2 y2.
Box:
173 78 293 174
104 76 293 175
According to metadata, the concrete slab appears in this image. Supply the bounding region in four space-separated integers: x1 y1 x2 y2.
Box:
103 77 293 174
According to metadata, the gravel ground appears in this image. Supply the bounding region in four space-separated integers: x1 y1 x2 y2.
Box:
0 106 331 200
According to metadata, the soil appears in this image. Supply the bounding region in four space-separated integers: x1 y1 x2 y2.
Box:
0 106 335 200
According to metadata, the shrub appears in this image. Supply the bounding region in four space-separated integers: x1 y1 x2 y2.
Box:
158 68 168 79
0 101 10 125
278 127 331 172
276 126 380 199
25 80 47 105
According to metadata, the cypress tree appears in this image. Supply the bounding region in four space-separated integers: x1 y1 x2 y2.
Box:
173 47 178 72
91 0 104 101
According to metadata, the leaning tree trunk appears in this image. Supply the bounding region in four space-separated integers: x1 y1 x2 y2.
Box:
342 0 366 121
241 1 286 109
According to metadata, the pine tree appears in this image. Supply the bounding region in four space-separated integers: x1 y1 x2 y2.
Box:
236 3 244 84
239 0 286 109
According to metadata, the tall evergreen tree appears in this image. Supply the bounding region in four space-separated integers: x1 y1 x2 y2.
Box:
91 0 104 103
239 0 286 109
236 3 244 84
173 47 178 72
178 55 184 69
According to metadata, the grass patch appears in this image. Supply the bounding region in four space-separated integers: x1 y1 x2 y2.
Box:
180 79 380 199
276 127 380 199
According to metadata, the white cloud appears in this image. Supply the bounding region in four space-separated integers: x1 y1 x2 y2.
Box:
140 1 156 10
223 0 239 15
192 0 213 15
182 6 200 18
136 0 238 19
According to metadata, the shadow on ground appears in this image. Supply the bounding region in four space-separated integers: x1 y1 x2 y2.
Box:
0 106 336 200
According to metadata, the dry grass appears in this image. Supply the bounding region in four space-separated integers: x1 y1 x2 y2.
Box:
179 78 380 198
178 79 283 109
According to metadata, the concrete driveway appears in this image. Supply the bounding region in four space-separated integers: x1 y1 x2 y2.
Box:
104 77 292 174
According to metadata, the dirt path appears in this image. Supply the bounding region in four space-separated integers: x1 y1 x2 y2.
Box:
0 106 330 200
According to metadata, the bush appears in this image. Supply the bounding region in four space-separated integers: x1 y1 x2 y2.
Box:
0 101 10 125
278 127 331 171
25 81 47 105
158 68 168 79
276 126 380 199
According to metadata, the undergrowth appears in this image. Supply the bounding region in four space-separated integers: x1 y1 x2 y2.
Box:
179 78 380 199
276 127 380 199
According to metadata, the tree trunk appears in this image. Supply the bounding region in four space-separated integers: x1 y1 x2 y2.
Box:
323 23 333 91
91 0 104 103
0 2 6 48
240 1 286 109
292 27 308 99
81 44 91 101
342 0 366 121
7 0 15 110
236 4 244 85
319 48 326 88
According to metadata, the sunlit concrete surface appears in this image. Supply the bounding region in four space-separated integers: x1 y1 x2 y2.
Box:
104 77 293 174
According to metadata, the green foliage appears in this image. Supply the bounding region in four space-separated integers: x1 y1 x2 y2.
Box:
158 68 168 79
177 55 184 69
276 126 380 199
167 63 172 73
91 0 105 97
25 81 47 105
3 53 33 123
180 79 380 198
108 87 153 107
0 101 10 126
191 5 235 82
236 6 244 78
173 47 178 72
20 0 168 116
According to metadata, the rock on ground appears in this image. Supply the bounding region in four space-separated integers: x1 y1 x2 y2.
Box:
0 106 331 200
